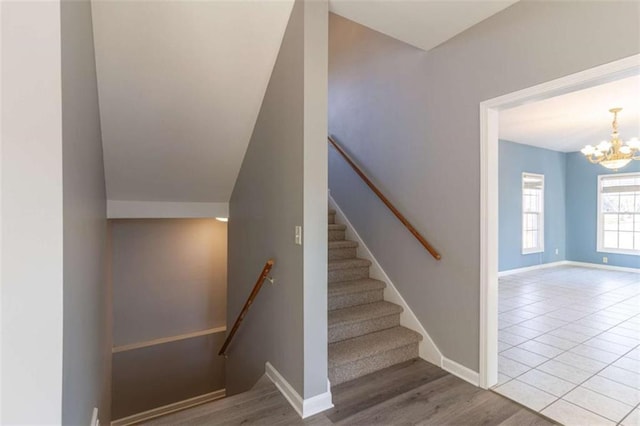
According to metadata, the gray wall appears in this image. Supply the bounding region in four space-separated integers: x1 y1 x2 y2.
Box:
227 0 304 396
328 1 640 371
111 333 225 419
227 0 329 400
61 1 110 425
110 219 227 419
302 0 329 399
111 219 227 345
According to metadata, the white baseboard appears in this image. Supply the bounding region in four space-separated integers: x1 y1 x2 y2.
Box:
499 260 640 277
498 261 569 277
441 357 480 386
565 261 640 274
110 389 226 426
265 362 333 419
329 195 443 366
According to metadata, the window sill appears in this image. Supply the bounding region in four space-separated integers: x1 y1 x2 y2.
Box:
597 248 640 257
522 249 544 255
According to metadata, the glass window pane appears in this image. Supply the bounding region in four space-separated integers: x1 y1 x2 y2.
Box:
619 232 634 250
620 195 635 212
604 214 619 231
634 232 640 250
603 231 618 248
602 194 619 213
619 214 634 231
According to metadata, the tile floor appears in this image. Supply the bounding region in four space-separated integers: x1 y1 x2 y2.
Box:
493 265 640 426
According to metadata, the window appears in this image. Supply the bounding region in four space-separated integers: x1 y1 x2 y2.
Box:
522 173 544 254
597 173 640 256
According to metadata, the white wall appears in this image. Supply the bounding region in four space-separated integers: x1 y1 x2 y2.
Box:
1 1 64 423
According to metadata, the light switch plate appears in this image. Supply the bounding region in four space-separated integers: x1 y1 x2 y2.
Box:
295 226 302 245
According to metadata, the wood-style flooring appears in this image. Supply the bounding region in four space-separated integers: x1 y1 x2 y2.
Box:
143 359 557 425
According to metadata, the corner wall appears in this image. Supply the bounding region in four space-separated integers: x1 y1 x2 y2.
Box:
60 0 110 423
226 0 328 402
328 2 639 371
566 152 640 269
499 140 567 271
110 219 227 419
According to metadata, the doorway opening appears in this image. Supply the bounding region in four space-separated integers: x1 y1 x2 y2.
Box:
479 54 640 423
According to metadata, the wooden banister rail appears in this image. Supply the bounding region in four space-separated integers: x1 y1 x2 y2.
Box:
219 259 275 356
328 136 441 261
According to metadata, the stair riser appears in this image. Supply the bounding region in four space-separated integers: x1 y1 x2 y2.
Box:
329 343 419 385
328 213 336 224
329 289 384 311
328 229 345 241
328 267 369 283
329 314 400 344
328 247 357 260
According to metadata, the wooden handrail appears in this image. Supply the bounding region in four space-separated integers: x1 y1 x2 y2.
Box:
218 259 274 356
328 136 441 260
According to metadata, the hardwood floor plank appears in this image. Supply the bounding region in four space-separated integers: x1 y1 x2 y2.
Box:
142 360 556 426
498 407 558 426
327 359 448 422
418 389 522 425
333 375 480 425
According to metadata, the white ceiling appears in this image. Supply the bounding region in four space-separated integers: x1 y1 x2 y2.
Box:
328 0 518 52
93 0 517 203
92 0 294 202
500 74 640 153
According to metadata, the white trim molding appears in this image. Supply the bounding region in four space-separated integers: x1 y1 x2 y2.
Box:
329 195 443 366
441 358 479 387
107 200 229 219
565 261 640 274
498 261 569 277
479 54 640 390
110 389 226 426
112 326 227 354
264 362 333 419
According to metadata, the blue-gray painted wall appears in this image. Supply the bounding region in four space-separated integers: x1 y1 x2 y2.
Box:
566 152 640 269
499 140 567 271
499 141 640 271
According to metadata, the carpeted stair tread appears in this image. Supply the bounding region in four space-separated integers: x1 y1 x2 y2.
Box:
328 224 346 231
329 240 358 249
328 278 386 296
328 258 371 271
328 209 336 215
329 327 422 368
329 301 402 327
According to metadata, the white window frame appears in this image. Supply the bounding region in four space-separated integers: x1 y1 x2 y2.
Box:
596 172 640 256
521 172 544 255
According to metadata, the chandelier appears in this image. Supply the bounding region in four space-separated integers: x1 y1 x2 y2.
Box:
580 108 640 171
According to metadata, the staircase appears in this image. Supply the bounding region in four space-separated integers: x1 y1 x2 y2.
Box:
328 208 422 386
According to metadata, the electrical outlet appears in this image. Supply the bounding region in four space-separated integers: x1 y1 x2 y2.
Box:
555 248 559 255
602 257 608 264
